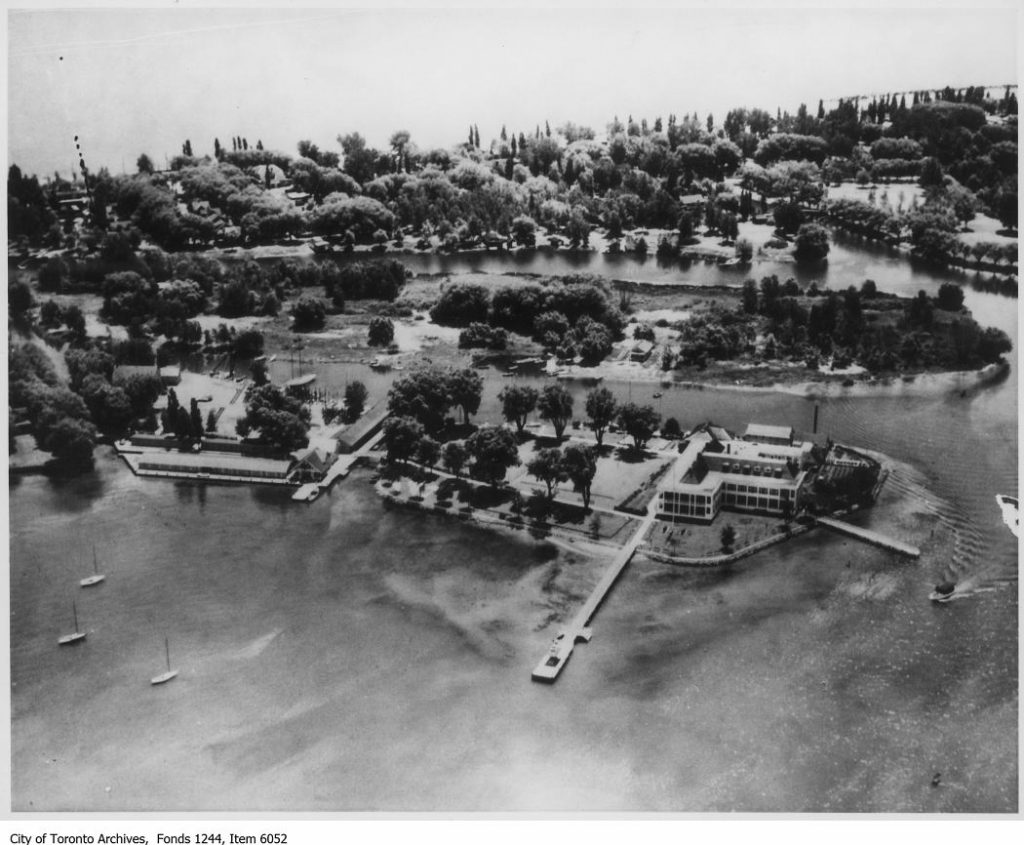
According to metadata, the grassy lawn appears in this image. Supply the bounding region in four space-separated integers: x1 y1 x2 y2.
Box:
645 509 789 559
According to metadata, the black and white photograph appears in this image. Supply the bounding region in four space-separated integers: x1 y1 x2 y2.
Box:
4 1 1020 821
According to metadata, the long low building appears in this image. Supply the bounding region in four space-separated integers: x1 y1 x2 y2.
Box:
136 451 292 481
656 423 815 523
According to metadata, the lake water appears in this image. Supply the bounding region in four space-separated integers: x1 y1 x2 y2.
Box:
9 243 1018 812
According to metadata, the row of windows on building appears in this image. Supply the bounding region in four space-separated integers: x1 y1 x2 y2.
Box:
660 481 797 521
137 461 288 479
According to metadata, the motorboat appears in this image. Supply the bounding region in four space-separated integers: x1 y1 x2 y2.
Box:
995 494 1019 538
929 581 956 603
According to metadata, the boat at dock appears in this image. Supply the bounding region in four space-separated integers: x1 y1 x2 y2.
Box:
531 633 574 682
292 483 321 502
929 581 956 603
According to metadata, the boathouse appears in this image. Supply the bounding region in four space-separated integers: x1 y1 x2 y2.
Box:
288 446 336 482
334 404 388 454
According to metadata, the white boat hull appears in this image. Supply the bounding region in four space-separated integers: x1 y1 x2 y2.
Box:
995 495 1019 538
80 574 105 587
151 670 178 685
58 632 86 646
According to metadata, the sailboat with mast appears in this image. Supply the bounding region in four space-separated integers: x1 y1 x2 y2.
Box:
150 637 178 685
58 601 87 646
80 545 105 588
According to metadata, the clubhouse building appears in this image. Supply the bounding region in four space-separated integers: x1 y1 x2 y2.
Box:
656 423 817 522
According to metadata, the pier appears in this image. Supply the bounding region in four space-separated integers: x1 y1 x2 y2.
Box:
816 516 920 557
532 504 656 682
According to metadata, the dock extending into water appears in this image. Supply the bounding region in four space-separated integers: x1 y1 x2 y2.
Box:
816 515 920 557
532 507 656 683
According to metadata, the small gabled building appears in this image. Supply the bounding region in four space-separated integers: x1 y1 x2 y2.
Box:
288 446 336 483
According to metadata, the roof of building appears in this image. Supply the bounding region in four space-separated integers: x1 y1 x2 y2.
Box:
137 451 291 475
334 403 389 449
290 446 333 473
743 423 793 441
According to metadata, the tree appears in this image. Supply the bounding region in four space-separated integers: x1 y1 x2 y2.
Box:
232 329 264 358
584 387 618 447
43 417 97 467
387 367 454 433
498 384 539 434
368 316 395 347
511 215 537 247
662 417 682 438
447 368 483 425
383 416 424 465
136 154 154 175
252 358 269 386
79 375 134 435
793 223 830 262
429 283 491 327
997 188 1018 231
344 381 369 421
235 384 311 452
291 297 327 331
8 280 34 320
189 397 204 440
38 256 69 292
735 237 754 263
538 383 574 439
617 402 660 452
935 283 965 311
720 524 736 552
466 426 520 487
561 444 598 510
441 440 469 478
416 435 440 468
528 448 567 500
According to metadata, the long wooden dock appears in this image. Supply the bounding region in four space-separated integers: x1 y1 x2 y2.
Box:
532 506 656 682
816 516 920 557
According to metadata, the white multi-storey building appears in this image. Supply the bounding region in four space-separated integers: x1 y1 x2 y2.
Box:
656 423 815 523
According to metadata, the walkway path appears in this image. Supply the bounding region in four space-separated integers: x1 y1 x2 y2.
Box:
318 430 386 489
531 499 657 682
816 515 920 557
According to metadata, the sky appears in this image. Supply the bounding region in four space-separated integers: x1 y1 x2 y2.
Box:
5 3 1020 180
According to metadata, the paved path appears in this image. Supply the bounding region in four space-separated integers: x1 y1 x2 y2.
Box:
817 515 920 557
318 430 386 489
532 499 658 682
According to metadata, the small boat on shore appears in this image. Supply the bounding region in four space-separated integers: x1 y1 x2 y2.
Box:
929 581 956 603
80 546 105 588
58 601 87 646
151 637 178 685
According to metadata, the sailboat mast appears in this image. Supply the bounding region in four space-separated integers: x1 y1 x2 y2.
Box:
165 637 171 672
72 601 79 631
93 545 98 574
